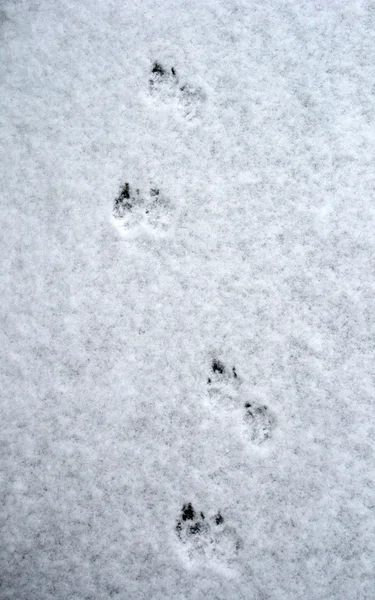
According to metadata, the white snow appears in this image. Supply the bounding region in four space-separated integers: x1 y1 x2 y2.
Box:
1 0 375 598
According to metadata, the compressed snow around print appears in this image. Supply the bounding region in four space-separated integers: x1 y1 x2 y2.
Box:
1 0 375 599
148 61 206 121
112 181 178 239
174 502 243 573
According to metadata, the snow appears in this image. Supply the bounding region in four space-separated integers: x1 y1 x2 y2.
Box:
1 0 375 598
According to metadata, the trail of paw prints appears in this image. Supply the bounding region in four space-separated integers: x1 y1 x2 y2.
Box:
175 503 242 568
207 358 277 445
112 181 176 238
149 61 205 120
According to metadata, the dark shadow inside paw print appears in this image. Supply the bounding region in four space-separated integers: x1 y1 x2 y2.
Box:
113 183 139 218
212 359 225 375
112 181 175 236
215 512 224 525
189 522 202 535
176 503 223 540
150 187 160 198
150 62 177 86
149 61 204 120
181 503 195 521
207 359 239 387
152 62 166 76
175 503 241 565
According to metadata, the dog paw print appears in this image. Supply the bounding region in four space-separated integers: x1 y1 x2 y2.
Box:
178 82 206 120
207 359 241 396
244 402 276 444
206 358 277 445
149 62 178 100
112 182 176 237
149 61 205 120
175 503 242 567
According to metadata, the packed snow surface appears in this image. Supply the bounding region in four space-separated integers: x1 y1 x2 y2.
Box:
1 1 375 598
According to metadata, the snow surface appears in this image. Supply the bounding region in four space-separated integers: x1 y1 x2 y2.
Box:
1 0 375 598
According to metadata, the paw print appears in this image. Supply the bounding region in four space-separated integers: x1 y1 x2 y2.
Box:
175 503 242 566
149 61 178 101
112 182 176 238
113 182 135 218
149 61 205 120
178 82 206 120
244 401 276 444
207 359 241 395
206 358 277 445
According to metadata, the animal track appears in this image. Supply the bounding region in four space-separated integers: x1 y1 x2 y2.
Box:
149 61 205 120
207 359 276 445
112 182 175 237
207 358 241 395
244 401 276 444
175 503 242 566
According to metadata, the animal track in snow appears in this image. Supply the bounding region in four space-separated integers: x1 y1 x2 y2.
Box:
175 503 242 567
112 182 176 238
207 358 241 398
244 401 276 445
149 61 205 120
207 359 277 445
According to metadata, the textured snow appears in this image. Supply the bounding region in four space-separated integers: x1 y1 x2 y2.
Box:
1 0 375 598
